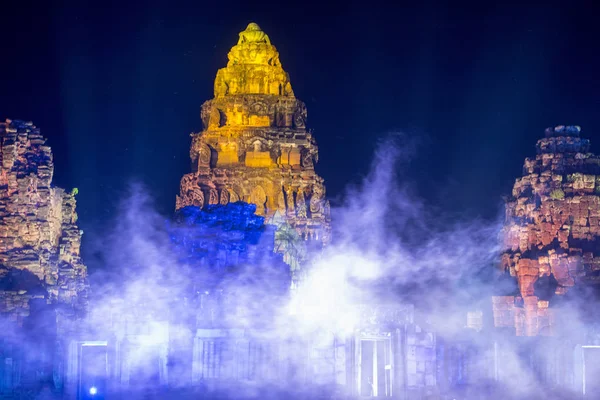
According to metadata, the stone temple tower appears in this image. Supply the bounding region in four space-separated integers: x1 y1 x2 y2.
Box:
177 23 330 245
494 125 600 336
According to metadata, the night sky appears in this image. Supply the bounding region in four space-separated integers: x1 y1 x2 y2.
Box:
2 1 600 263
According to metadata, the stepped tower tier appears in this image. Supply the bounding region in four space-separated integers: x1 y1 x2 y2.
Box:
177 23 330 245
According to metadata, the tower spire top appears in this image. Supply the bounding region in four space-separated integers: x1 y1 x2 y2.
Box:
238 22 271 45
213 22 293 97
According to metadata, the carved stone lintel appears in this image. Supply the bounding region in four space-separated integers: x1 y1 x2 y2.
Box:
293 103 307 128
310 186 323 214
302 150 314 169
191 189 205 208
220 190 229 205
208 189 218 205
180 174 197 194
199 144 211 168
179 173 205 208
229 190 240 202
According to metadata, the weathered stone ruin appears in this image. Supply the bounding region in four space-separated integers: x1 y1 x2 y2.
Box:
176 23 330 247
494 125 600 337
0 119 87 393
0 119 87 321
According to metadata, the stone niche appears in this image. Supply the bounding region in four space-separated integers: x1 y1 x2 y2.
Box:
277 147 301 167
245 151 273 168
217 141 239 165
288 147 301 166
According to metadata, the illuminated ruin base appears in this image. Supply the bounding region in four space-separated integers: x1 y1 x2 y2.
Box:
1 201 440 399
6 321 600 398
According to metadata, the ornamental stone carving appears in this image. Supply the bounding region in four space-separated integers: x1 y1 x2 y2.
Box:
219 189 230 205
310 185 323 214
208 189 219 205
176 22 330 255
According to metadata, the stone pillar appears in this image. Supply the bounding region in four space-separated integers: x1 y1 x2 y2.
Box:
394 327 408 399
64 340 79 399
52 339 65 391
334 335 347 386
523 296 539 336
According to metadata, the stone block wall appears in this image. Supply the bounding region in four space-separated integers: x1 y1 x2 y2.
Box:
0 119 87 325
498 125 600 336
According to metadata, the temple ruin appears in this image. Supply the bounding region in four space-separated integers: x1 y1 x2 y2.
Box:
0 119 88 393
494 125 600 337
176 23 330 248
3 23 600 400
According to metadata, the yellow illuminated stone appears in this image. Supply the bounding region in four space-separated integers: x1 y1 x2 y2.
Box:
245 151 273 168
238 23 271 45
214 23 293 99
178 22 331 252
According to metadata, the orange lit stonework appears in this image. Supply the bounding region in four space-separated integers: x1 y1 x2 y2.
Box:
176 23 330 245
494 126 600 336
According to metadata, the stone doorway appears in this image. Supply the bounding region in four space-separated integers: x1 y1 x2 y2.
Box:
78 341 108 400
357 337 393 397
582 346 600 398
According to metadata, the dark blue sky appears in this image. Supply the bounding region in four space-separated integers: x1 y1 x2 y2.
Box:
2 0 600 256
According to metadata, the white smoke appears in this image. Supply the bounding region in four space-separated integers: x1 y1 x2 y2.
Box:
74 135 592 399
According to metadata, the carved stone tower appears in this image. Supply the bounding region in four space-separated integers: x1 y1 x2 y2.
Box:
177 23 330 244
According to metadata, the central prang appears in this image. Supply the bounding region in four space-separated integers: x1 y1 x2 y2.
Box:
176 23 331 284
